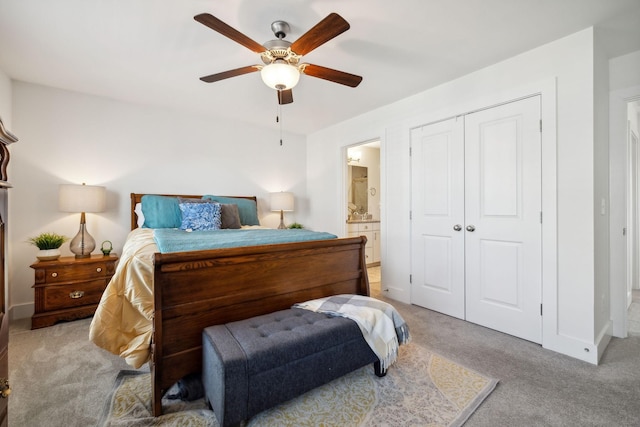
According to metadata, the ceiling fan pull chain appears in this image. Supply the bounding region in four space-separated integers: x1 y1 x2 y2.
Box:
277 104 283 146
280 106 283 146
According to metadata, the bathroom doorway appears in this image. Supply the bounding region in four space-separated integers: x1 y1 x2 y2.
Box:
627 100 640 336
344 140 381 293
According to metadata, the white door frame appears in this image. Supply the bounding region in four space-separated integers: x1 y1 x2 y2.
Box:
342 138 382 260
610 87 640 338
629 125 640 306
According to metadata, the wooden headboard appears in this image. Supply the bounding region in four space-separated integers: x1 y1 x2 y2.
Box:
130 193 259 230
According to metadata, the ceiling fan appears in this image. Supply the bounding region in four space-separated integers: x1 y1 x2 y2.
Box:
194 12 363 105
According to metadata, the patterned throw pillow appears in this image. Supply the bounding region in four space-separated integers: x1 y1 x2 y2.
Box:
179 202 222 231
178 197 241 229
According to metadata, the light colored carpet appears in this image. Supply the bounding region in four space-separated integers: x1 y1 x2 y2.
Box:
9 267 640 426
9 317 135 426
629 289 640 337
99 343 497 427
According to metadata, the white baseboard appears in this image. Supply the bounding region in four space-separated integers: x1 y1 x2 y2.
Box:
595 320 613 363
9 302 33 321
384 286 409 304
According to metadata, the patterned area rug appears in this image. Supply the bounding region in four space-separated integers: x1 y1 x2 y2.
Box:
98 343 497 426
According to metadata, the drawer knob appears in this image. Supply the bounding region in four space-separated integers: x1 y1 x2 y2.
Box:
51 272 58 278
96 267 102 273
0 378 10 398
69 290 85 299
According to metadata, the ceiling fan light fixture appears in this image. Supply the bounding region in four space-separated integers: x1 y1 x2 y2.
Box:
261 62 300 90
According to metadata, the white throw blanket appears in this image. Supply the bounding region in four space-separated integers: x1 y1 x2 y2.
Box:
294 294 410 371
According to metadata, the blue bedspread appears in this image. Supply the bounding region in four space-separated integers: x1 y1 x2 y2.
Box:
153 228 338 254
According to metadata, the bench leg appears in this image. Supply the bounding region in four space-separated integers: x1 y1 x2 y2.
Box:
373 361 387 377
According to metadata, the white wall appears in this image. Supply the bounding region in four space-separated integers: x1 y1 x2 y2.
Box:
9 82 308 319
593 28 612 356
0 69 10 123
308 28 604 363
610 50 640 92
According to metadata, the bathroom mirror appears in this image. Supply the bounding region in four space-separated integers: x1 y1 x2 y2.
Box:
349 165 368 217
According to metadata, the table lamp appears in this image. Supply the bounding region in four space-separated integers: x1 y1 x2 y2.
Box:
270 192 294 229
59 183 106 258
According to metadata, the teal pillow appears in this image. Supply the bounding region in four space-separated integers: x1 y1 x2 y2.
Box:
179 202 222 231
141 195 181 228
202 196 260 226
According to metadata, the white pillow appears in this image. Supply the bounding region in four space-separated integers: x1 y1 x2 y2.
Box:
134 203 145 228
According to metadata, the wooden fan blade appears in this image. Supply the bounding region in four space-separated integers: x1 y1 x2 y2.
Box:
278 89 293 105
194 13 265 53
302 64 363 87
200 65 259 83
290 13 350 56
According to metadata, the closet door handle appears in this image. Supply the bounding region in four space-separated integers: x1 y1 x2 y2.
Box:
453 224 462 231
466 225 476 232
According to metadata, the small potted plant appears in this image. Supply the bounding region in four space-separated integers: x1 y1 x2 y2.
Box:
288 222 304 229
28 232 68 261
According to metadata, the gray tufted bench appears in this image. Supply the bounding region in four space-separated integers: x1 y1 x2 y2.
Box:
202 307 385 427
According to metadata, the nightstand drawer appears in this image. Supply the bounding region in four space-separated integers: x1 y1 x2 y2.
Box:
41 279 107 311
31 254 118 329
36 262 111 284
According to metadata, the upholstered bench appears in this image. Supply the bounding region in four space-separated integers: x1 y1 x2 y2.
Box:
202 307 386 427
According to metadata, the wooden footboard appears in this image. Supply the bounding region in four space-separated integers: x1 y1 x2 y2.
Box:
151 236 369 416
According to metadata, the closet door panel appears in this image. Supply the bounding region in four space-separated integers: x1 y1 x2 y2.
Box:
480 119 519 216
478 240 522 307
410 118 465 319
465 96 542 343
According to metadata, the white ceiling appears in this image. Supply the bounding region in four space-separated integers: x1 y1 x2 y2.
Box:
1 0 639 135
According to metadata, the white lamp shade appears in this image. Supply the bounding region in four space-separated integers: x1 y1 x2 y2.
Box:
270 192 294 212
59 184 106 213
261 63 300 90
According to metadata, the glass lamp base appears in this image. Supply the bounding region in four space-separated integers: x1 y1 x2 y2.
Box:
277 210 287 229
69 223 96 258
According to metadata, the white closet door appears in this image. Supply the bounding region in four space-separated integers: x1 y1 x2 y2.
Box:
410 96 542 343
410 118 465 319
464 96 542 343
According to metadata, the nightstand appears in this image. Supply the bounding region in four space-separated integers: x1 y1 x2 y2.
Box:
31 254 118 329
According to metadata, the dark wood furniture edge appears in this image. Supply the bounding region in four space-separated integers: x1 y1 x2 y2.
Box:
31 305 100 329
0 116 16 426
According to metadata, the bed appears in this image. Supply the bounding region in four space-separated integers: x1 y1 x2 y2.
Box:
90 193 370 416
